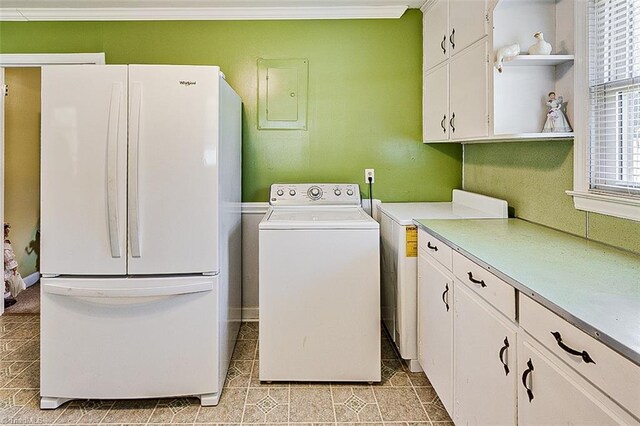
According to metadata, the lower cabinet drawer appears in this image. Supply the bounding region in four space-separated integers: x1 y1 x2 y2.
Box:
452 251 516 321
519 294 640 419
418 228 452 271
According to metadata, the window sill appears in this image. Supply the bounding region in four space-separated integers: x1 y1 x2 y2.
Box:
567 191 640 222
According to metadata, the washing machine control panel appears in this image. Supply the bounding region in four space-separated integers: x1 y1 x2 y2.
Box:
269 183 361 205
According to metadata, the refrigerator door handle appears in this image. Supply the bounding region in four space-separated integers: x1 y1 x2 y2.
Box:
129 82 142 258
107 83 123 258
42 280 213 298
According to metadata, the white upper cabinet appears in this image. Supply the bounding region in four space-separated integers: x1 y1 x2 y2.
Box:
422 0 489 143
423 0 449 71
423 0 576 143
449 0 488 55
423 0 488 71
423 63 449 141
449 40 489 141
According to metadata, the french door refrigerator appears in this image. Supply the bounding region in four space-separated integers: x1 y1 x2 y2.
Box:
39 65 242 409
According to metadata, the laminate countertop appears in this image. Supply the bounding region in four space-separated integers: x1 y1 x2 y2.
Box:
413 218 640 365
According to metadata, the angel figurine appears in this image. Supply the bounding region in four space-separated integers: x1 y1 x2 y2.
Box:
543 92 572 133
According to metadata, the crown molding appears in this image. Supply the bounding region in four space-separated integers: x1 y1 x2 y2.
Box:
0 5 408 21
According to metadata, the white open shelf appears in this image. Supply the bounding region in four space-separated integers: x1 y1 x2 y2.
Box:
459 132 574 144
502 55 575 67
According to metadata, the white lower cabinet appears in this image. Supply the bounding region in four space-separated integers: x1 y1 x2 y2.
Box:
454 282 517 425
517 336 636 425
417 249 454 414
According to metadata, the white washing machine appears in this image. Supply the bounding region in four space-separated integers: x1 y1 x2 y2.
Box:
259 183 381 382
378 190 508 372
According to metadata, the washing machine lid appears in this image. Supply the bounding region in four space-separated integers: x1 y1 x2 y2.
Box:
260 207 379 230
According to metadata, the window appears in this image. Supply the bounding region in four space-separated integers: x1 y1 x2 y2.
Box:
570 0 640 221
589 0 640 196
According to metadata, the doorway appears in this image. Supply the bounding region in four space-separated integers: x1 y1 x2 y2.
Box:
3 67 41 314
0 53 106 317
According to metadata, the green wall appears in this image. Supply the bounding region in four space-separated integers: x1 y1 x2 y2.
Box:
0 11 462 202
464 141 640 254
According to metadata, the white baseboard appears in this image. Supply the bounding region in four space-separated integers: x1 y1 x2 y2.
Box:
242 307 259 321
24 272 40 288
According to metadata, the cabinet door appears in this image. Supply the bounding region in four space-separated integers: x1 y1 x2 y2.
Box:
418 251 454 415
449 0 488 55
454 282 517 425
449 40 489 140
423 0 449 71
518 338 630 425
423 64 450 142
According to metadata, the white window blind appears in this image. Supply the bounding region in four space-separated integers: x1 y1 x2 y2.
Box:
589 0 640 196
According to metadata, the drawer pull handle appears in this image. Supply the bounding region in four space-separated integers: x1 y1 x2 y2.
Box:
441 35 447 54
498 337 510 376
440 115 447 133
449 28 456 49
551 331 596 364
467 272 486 287
427 242 438 251
441 283 449 311
450 112 456 133
521 358 534 402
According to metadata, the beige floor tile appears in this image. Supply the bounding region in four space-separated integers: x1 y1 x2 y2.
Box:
3 338 39 362
381 337 398 360
232 340 257 361
54 399 114 424
423 398 451 423
99 399 157 424
195 387 247 423
147 397 200 424
413 387 438 404
225 360 253 388
0 339 28 359
373 388 429 422
10 392 65 425
3 360 39 389
289 387 334 423
0 360 31 387
407 372 431 387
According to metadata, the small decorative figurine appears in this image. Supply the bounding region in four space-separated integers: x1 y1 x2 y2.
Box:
495 43 521 73
528 32 552 55
543 92 572 133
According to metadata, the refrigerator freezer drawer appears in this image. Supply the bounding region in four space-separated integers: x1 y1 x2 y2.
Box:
41 276 220 401
42 276 213 298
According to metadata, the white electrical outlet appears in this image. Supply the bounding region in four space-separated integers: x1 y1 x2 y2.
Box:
365 168 375 183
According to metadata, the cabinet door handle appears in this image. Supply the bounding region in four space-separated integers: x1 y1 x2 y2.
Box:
441 283 449 312
498 337 510 376
521 358 534 402
427 241 438 251
449 112 456 133
440 115 447 133
441 35 447 54
467 271 486 287
551 331 596 364
449 28 456 49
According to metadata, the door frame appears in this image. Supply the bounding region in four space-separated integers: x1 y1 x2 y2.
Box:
0 52 105 316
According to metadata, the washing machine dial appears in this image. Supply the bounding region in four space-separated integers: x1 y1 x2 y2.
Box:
307 186 323 200
289 189 296 196
334 189 342 196
346 189 354 196
276 189 284 196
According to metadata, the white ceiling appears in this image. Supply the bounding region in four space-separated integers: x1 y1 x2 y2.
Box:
2 0 423 6
0 0 424 21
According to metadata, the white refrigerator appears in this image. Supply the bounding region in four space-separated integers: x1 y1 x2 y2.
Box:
39 65 242 409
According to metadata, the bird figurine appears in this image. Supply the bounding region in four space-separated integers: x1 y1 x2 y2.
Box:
495 43 521 73
528 32 552 55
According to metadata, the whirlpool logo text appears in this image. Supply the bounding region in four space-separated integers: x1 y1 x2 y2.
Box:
179 80 197 86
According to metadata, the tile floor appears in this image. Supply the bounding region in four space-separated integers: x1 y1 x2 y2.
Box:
0 315 453 425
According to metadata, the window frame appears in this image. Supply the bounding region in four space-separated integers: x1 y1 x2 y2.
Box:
568 0 640 222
